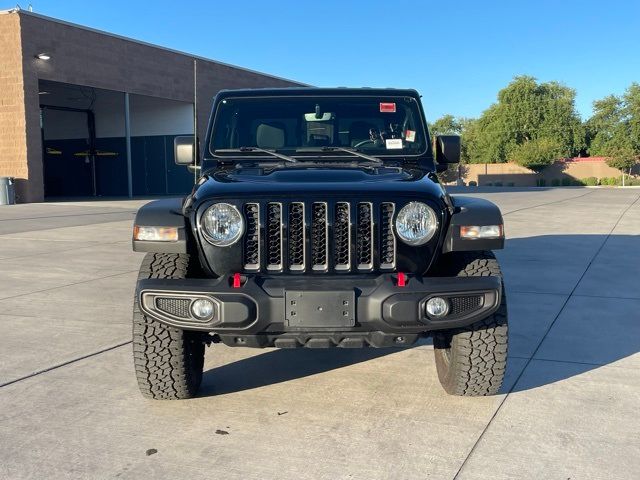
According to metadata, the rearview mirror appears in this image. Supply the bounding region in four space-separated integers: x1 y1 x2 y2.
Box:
174 136 198 165
434 135 461 164
304 112 334 122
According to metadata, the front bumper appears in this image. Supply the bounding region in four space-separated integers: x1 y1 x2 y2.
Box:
136 274 502 348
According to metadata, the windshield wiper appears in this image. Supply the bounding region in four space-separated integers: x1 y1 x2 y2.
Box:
215 147 297 163
319 146 383 166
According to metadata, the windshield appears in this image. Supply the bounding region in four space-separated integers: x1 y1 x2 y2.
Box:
209 95 428 158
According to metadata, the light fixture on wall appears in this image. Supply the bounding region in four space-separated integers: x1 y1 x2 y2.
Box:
35 53 51 60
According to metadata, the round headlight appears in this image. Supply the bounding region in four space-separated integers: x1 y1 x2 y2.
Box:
201 203 244 246
395 201 438 245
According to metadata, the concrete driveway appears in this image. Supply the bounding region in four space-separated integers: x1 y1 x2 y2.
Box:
1 188 639 479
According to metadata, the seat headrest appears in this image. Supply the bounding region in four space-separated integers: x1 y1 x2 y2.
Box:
256 123 285 149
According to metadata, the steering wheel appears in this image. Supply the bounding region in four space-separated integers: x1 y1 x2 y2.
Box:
353 139 375 148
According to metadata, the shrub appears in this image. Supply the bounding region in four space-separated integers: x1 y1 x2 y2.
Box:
536 178 546 187
494 181 503 187
572 179 585 186
551 179 561 186
506 182 515 187
561 178 571 186
627 177 640 186
583 177 598 186
600 177 614 185
485 182 493 186
468 181 477 186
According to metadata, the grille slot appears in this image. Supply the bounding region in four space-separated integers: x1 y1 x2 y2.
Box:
356 202 373 269
155 297 191 318
450 296 483 316
334 202 351 270
243 203 260 270
266 202 283 270
288 202 305 270
242 201 396 273
380 202 396 269
311 202 328 270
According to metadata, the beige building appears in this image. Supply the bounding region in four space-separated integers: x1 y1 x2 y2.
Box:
0 9 303 202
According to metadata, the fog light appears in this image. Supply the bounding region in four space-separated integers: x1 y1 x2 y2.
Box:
191 298 214 320
426 297 449 317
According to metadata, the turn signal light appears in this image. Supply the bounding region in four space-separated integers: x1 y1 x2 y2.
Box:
460 225 503 239
133 226 179 242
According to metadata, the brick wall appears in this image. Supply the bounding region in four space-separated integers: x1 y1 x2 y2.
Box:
2 10 304 202
461 161 639 186
0 13 31 201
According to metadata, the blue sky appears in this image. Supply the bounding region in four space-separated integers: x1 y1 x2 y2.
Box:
6 0 639 120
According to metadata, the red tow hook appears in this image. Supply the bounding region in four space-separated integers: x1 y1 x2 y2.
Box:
396 272 407 287
232 272 242 288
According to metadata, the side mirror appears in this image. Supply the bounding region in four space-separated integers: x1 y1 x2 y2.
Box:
174 136 198 166
434 135 461 164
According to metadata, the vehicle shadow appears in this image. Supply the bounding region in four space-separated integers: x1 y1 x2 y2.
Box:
198 346 410 396
199 233 639 397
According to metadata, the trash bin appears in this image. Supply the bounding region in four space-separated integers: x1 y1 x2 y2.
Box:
0 177 16 205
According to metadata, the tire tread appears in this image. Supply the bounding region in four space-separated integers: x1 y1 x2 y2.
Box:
132 253 204 400
434 251 508 396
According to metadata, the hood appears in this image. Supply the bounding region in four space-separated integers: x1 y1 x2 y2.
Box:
191 166 446 202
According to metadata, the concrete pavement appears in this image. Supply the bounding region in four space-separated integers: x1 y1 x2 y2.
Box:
0 189 639 479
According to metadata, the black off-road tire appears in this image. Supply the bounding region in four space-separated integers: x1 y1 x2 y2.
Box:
432 251 508 396
132 253 205 400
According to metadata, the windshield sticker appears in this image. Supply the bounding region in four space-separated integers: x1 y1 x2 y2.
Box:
405 130 416 142
380 102 396 113
385 138 403 149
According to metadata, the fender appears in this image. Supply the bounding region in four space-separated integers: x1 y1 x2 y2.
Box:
132 198 189 254
442 195 505 253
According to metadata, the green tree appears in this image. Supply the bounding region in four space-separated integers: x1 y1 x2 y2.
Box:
603 146 637 186
586 95 624 153
429 114 462 136
458 117 478 164
508 137 562 172
465 76 585 165
587 83 640 184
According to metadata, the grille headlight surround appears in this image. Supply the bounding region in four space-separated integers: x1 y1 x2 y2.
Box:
395 201 438 246
201 203 244 246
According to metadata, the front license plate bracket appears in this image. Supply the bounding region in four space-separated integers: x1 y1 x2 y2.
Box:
285 290 356 328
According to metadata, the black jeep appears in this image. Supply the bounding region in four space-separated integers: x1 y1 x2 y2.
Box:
131 88 507 399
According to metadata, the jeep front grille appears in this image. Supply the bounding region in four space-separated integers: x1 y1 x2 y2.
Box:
243 203 260 269
288 202 305 270
311 203 328 270
242 201 396 273
266 203 283 270
379 202 396 269
356 202 373 269
334 202 351 270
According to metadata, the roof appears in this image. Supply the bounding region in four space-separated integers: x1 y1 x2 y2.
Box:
216 87 422 97
0 8 308 87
